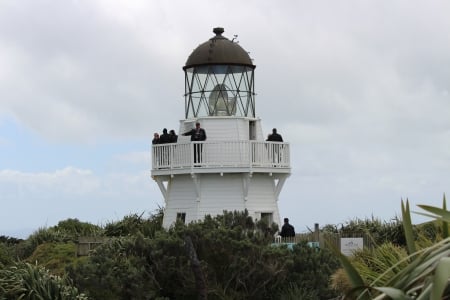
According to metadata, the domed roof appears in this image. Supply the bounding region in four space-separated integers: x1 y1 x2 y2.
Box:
183 27 255 70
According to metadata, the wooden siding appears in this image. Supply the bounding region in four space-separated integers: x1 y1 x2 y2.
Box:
162 173 283 229
197 174 245 217
246 174 281 225
162 175 198 228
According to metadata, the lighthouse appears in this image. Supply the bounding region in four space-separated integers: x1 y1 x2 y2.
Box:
151 27 291 229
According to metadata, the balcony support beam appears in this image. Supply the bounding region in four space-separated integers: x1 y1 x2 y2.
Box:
155 178 168 204
274 175 289 201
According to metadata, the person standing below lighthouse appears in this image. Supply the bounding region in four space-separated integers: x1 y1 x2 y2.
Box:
183 122 207 164
280 218 295 238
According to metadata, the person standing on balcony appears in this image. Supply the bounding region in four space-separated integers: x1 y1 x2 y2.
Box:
280 218 295 238
266 128 283 142
266 128 283 164
169 129 178 143
159 128 171 144
152 133 160 144
183 122 207 164
158 128 172 166
152 132 161 167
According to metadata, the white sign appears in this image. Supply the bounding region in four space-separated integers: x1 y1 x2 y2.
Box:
340 237 364 256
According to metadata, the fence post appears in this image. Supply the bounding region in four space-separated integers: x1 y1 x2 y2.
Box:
314 223 320 242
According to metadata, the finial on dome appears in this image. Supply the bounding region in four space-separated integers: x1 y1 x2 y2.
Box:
213 27 224 36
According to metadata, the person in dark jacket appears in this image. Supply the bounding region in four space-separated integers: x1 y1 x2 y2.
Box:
183 122 207 163
266 128 283 142
183 122 206 142
266 128 283 163
169 129 178 143
159 128 171 144
280 218 295 238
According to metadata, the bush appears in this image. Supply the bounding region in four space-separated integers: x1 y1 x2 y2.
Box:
16 227 71 259
26 242 78 276
104 210 163 238
0 262 87 300
68 210 340 300
286 241 340 299
55 218 103 238
0 243 13 267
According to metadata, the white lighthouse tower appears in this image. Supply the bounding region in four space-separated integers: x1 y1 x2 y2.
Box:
151 27 291 229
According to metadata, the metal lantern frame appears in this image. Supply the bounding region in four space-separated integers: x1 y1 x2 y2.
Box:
184 64 255 118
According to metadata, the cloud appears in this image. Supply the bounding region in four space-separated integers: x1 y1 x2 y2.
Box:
1 0 450 235
0 166 162 237
1 0 449 144
114 151 150 166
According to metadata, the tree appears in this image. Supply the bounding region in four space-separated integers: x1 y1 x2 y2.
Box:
68 210 340 299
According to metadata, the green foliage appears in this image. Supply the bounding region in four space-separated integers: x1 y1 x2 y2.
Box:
401 199 416 255
287 241 340 299
176 211 290 299
68 233 188 300
0 262 87 300
0 243 13 268
104 209 163 237
337 196 450 299
0 237 24 267
26 242 78 276
276 282 319 300
17 219 103 260
16 227 71 259
0 235 23 245
323 216 407 247
67 210 339 299
351 243 409 286
55 218 103 238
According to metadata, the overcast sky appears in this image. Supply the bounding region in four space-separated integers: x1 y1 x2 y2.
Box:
1 0 449 238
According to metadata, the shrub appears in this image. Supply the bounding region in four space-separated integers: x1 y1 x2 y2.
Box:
55 218 103 238
337 197 450 299
26 242 78 276
16 227 70 259
0 262 87 300
104 209 163 238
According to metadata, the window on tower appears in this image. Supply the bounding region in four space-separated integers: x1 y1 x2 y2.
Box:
176 212 186 224
261 212 273 225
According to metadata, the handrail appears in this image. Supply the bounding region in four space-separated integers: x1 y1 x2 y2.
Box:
152 140 290 170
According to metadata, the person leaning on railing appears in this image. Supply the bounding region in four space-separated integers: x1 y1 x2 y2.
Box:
182 122 207 163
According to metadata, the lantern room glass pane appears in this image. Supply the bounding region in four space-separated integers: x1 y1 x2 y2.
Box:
184 65 255 118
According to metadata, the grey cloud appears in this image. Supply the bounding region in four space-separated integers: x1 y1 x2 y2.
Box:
1 0 450 232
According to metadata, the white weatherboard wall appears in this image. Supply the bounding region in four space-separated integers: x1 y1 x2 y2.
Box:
162 175 197 228
246 174 282 223
178 117 264 142
161 172 282 229
155 115 290 229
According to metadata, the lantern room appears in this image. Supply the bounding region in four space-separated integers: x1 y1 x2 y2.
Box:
183 27 256 118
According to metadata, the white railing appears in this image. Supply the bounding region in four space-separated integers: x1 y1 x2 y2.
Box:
152 141 290 170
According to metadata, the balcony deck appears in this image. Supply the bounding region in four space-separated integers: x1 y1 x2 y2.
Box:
151 141 291 176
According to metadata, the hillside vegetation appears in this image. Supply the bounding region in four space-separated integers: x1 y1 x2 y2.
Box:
1 197 450 299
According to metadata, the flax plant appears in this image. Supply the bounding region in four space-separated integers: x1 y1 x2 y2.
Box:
337 196 450 300
0 262 87 299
